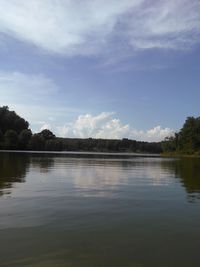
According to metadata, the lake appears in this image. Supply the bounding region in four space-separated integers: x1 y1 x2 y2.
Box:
0 152 200 267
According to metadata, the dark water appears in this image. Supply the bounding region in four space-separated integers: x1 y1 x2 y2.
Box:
0 152 200 267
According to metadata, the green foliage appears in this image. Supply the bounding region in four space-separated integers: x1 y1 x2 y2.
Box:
44 139 63 151
163 117 200 155
38 129 55 140
0 129 3 141
29 134 45 151
18 129 32 149
162 136 176 153
4 130 18 149
57 137 162 153
178 117 200 153
0 106 31 150
0 106 29 134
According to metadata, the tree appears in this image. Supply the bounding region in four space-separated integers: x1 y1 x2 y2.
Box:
162 116 200 155
0 128 3 141
4 130 18 149
45 139 63 151
0 128 3 149
178 117 200 153
162 136 176 153
39 129 55 140
18 129 32 149
29 134 45 151
0 106 29 134
14 117 29 134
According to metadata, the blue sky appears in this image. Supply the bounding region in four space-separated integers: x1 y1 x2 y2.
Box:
0 0 199 141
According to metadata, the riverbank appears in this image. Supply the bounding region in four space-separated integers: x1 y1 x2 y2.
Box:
162 152 200 158
0 150 161 159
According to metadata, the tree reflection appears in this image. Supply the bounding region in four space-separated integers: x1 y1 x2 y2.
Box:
0 153 30 196
175 158 200 202
161 158 200 202
30 154 54 173
0 153 199 202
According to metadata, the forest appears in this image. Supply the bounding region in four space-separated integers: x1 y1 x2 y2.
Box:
162 116 200 156
0 106 199 155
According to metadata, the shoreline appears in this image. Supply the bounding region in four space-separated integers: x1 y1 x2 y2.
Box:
0 150 161 158
162 153 200 158
1 150 199 158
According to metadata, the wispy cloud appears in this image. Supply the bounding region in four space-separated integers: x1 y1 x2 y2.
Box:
0 0 199 57
0 71 59 103
53 112 174 142
0 71 81 130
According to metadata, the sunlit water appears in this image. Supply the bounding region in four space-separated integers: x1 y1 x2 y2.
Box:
0 152 200 267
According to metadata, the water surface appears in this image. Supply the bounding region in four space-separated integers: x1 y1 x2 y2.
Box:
0 152 200 267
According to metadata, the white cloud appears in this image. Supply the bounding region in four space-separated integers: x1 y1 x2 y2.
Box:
127 0 200 50
0 0 140 55
0 70 174 141
56 112 174 142
0 0 199 56
40 123 52 132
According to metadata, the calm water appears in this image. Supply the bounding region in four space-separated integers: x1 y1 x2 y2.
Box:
0 152 200 267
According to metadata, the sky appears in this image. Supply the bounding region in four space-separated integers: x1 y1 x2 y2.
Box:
0 0 199 142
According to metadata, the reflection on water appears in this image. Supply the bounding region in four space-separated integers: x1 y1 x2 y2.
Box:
31 155 55 173
176 159 200 202
0 153 199 200
0 152 200 267
160 158 200 202
0 153 30 196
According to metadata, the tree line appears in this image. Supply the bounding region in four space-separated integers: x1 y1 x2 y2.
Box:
0 106 199 154
0 106 162 153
